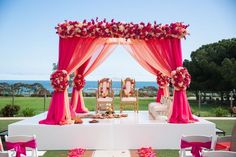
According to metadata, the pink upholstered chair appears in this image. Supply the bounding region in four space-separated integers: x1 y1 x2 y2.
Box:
120 77 138 113
96 78 114 113
5 135 38 157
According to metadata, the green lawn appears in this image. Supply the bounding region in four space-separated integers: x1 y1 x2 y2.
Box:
0 96 154 116
0 119 235 157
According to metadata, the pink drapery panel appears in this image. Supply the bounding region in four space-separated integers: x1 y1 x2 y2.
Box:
124 40 170 103
39 37 105 125
145 38 197 123
71 41 117 113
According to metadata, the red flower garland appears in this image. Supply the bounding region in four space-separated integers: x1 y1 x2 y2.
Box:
56 19 189 40
138 147 156 157
50 70 69 92
73 74 85 90
171 67 191 91
156 73 170 88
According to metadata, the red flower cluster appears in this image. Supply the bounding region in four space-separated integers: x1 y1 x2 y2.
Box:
171 67 191 91
138 147 156 157
67 148 86 157
50 70 68 92
73 74 85 90
156 73 170 88
56 18 189 40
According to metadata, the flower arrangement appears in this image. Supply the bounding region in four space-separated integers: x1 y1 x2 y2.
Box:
171 67 191 91
138 147 156 157
156 72 170 88
56 18 189 40
50 70 69 92
73 74 85 90
67 148 86 157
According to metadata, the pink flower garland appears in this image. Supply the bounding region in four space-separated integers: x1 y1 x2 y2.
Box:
50 70 69 92
171 67 191 91
56 18 189 40
73 74 85 90
67 148 86 157
138 147 157 157
156 73 170 88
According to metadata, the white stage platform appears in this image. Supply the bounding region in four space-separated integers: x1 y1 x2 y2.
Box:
8 111 216 150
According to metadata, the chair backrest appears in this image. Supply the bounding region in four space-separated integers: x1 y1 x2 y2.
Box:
98 78 112 98
202 151 236 157
230 121 236 151
5 135 38 157
180 135 212 157
181 135 212 143
121 77 135 97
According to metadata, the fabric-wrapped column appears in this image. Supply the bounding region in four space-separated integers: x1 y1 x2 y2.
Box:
156 72 170 102
168 67 198 123
71 74 87 113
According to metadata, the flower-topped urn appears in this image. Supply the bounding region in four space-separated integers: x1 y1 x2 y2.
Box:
171 67 191 91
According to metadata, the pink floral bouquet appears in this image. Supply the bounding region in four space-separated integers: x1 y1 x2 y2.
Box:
56 18 189 40
138 147 156 157
156 73 170 88
50 70 69 92
67 148 86 157
73 74 85 90
171 67 191 91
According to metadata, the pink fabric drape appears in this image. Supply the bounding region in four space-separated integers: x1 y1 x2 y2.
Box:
124 41 170 103
145 38 197 123
40 37 104 125
71 42 117 113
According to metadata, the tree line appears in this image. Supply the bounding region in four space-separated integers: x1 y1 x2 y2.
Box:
184 38 236 103
0 82 50 97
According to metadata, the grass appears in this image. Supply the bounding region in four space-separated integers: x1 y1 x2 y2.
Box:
0 119 235 157
0 96 154 116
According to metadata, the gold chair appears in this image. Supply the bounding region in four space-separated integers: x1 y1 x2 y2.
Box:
120 77 138 113
96 78 114 113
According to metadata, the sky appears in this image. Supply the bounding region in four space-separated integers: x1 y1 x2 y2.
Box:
0 0 236 81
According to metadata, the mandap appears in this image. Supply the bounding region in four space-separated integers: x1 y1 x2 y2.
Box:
39 19 198 125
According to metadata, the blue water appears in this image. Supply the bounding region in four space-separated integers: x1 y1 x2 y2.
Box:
0 80 157 94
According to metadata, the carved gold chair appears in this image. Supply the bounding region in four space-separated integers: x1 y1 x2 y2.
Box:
96 78 114 113
120 77 138 113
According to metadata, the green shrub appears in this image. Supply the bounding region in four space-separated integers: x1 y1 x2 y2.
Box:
214 107 228 117
22 108 36 117
1 104 20 117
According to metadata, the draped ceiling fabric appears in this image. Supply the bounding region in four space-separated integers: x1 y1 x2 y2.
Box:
40 20 197 125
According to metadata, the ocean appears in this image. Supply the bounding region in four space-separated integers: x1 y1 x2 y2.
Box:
0 80 157 94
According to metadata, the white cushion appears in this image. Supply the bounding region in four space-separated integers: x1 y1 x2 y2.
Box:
97 97 113 102
148 102 161 111
153 105 167 111
121 97 137 102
